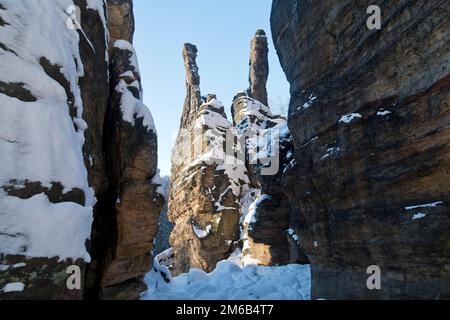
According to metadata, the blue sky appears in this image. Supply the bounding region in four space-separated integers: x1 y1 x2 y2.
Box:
133 0 290 176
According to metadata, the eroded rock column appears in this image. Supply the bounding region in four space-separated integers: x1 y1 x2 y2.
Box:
232 30 307 265
247 29 269 106
168 44 248 275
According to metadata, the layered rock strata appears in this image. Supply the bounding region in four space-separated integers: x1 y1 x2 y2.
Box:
271 0 450 299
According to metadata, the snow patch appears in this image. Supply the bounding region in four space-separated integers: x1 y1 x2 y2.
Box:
142 259 311 300
339 113 362 124
151 170 167 199
2 282 25 293
377 110 392 116
0 0 97 262
115 79 156 132
405 201 444 210
287 228 300 243
300 136 318 149
412 213 427 221
298 93 317 110
0 191 93 262
114 40 140 73
0 263 26 271
192 224 212 239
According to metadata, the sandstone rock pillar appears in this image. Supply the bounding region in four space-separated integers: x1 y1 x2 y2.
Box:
168 45 247 275
247 29 269 106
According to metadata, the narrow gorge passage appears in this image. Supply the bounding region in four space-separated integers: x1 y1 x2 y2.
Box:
0 0 449 302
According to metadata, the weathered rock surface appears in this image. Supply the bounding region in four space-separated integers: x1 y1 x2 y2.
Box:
180 43 202 128
107 0 134 43
247 29 269 106
271 0 450 299
0 0 162 300
232 30 308 266
86 0 163 300
168 44 248 275
0 0 108 300
91 39 164 300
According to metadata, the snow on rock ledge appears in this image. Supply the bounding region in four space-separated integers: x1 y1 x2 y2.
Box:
0 0 96 263
113 40 156 133
0 191 93 262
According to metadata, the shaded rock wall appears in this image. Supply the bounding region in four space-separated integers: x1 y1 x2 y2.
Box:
271 0 450 299
85 0 163 300
153 175 173 255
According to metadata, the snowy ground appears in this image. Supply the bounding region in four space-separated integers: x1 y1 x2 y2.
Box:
141 249 311 300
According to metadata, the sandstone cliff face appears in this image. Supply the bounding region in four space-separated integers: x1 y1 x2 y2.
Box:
168 44 248 275
271 0 450 299
91 39 164 300
0 0 162 300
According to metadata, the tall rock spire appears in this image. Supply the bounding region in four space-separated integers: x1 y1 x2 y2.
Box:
248 29 269 106
168 44 249 275
107 0 135 43
229 30 303 267
181 43 202 128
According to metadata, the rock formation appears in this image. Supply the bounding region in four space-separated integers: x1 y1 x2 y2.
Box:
232 30 307 265
180 43 202 128
90 38 164 300
168 44 248 275
107 0 135 43
247 29 269 106
0 0 163 300
271 0 450 299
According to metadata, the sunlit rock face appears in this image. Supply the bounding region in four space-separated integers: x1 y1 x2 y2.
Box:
247 29 269 106
168 44 248 275
232 30 307 266
0 0 162 300
107 0 134 43
271 0 450 299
